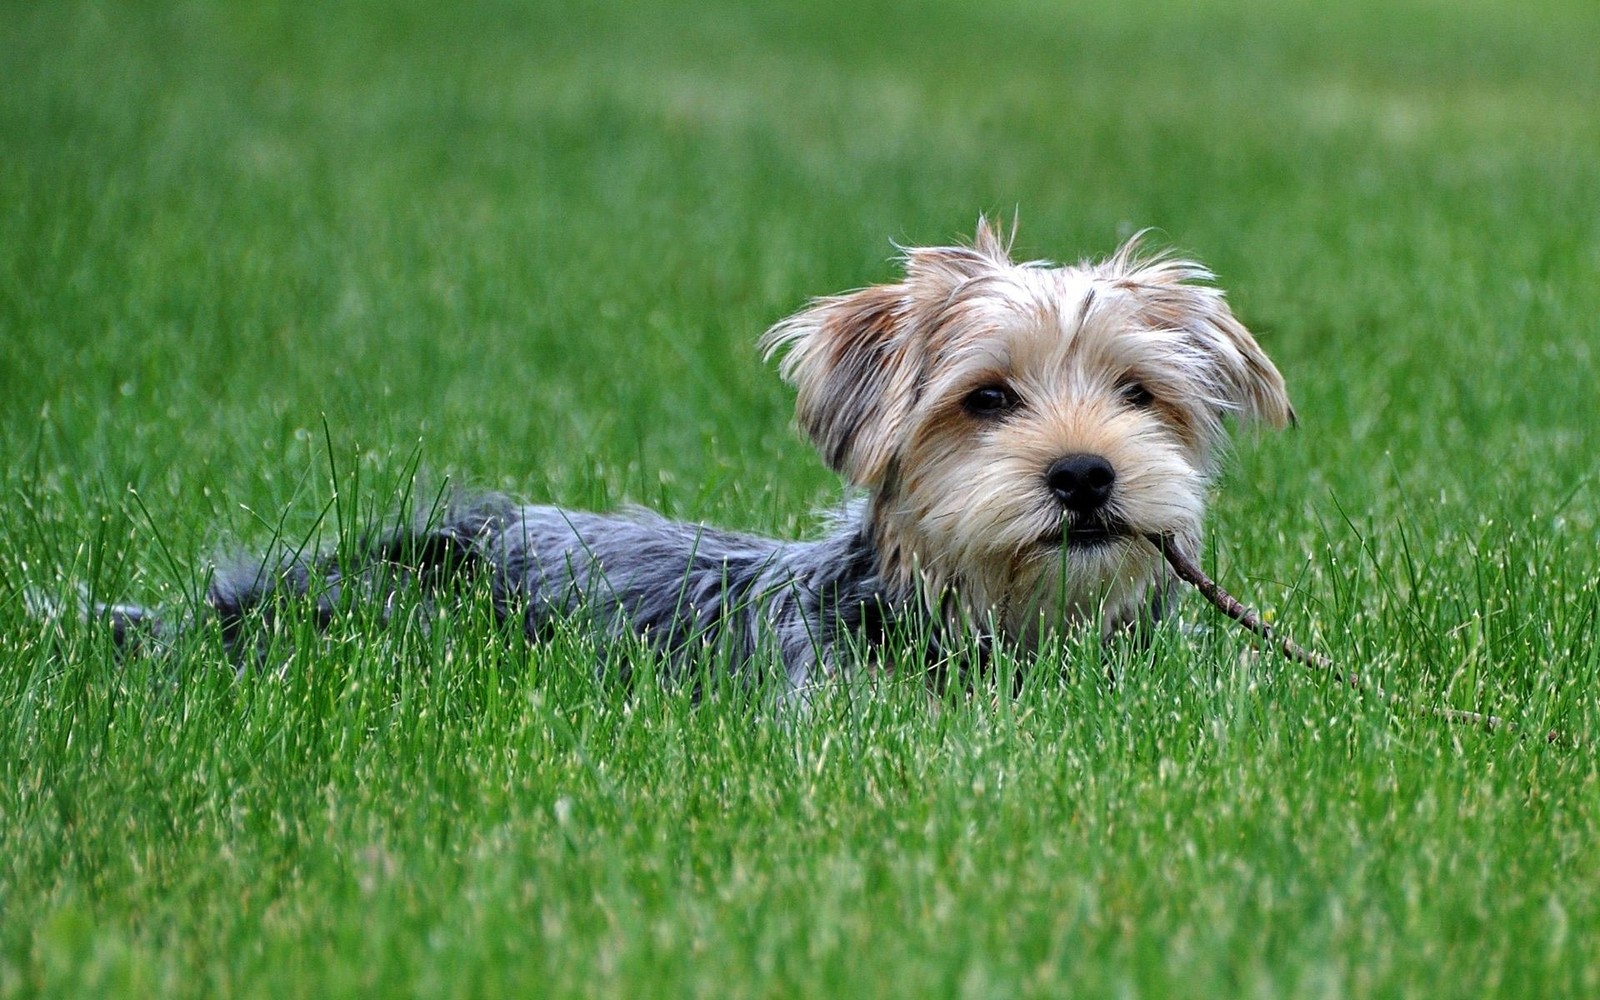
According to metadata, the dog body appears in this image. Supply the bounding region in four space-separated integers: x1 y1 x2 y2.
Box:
105 220 1292 689
200 499 890 688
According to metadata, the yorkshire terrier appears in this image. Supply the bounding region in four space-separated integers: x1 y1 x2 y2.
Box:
89 219 1293 690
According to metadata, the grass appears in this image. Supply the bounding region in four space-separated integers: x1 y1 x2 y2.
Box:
4 0 1600 995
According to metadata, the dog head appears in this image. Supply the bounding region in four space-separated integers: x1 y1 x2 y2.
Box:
762 218 1292 641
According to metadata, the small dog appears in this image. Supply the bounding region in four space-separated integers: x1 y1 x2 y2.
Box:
96 219 1293 691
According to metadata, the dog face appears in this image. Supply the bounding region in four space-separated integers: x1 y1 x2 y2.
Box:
762 220 1292 642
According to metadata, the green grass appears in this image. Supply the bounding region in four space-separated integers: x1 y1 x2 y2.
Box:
5 0 1600 995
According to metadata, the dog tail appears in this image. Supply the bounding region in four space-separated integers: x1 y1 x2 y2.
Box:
45 492 517 660
24 586 175 653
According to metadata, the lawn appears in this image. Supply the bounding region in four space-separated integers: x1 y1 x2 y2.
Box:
4 0 1600 996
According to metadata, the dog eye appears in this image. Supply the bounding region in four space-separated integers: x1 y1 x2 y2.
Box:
1120 381 1156 409
963 384 1021 418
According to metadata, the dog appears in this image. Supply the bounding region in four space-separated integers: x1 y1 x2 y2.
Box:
89 218 1293 692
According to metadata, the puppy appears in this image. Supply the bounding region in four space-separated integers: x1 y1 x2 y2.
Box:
93 219 1293 691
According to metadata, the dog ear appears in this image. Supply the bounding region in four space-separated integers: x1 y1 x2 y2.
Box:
1109 237 1295 429
762 225 1015 485
761 283 922 486
1197 303 1296 429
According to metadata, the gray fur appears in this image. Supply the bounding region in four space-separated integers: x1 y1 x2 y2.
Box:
116 493 937 691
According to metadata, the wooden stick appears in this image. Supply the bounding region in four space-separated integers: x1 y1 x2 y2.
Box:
1145 534 1548 741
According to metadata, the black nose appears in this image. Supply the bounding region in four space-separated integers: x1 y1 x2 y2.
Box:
1046 454 1116 512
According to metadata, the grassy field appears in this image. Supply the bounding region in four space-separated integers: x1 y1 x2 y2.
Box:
5 0 1600 995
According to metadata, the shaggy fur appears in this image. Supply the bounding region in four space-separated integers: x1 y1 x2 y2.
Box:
94 219 1293 691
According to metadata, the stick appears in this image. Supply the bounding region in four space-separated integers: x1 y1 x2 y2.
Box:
1145 534 1551 741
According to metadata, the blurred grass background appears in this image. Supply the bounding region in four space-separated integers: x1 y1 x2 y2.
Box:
3 0 1600 996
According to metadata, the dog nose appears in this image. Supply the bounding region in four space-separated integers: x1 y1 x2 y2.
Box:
1046 454 1116 512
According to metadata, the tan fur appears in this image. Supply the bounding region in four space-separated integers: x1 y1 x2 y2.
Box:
762 218 1291 647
